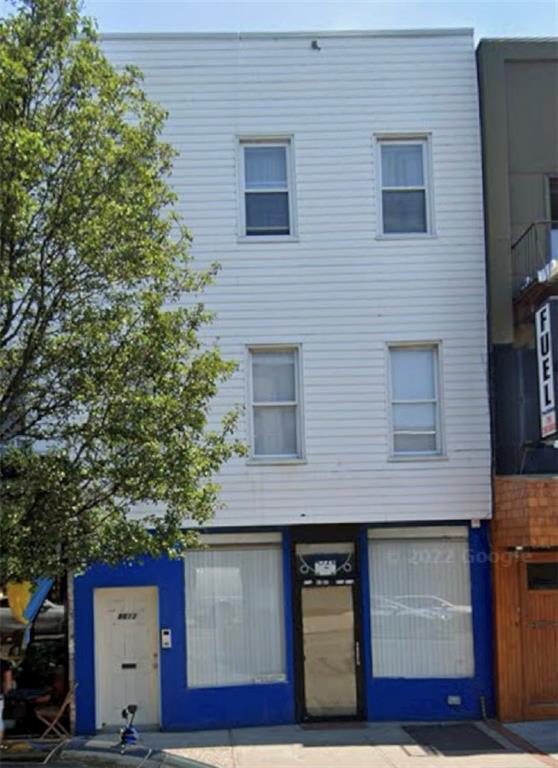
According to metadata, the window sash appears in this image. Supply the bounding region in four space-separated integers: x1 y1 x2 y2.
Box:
382 186 426 192
389 346 441 455
246 227 290 233
380 142 426 190
382 191 427 234
246 187 288 193
241 142 292 237
245 189 290 236
244 145 288 189
253 400 297 408
253 406 298 457
249 347 301 458
378 139 430 234
394 430 437 436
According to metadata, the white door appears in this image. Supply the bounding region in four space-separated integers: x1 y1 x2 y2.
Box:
94 587 160 729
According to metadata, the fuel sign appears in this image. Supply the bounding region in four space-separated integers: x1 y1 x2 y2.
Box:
535 300 558 439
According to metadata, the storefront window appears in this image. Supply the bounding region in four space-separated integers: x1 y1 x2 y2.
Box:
184 545 286 687
368 529 474 678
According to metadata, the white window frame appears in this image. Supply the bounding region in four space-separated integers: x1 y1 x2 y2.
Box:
375 135 434 238
247 344 305 463
238 137 297 241
387 342 444 459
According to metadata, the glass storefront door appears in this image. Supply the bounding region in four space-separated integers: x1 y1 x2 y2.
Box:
301 584 358 717
295 540 362 720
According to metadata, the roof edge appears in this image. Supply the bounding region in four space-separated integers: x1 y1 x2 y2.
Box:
478 36 558 45
99 27 474 42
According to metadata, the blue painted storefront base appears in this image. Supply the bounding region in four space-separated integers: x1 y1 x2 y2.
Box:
74 532 295 734
74 522 494 734
366 679 489 721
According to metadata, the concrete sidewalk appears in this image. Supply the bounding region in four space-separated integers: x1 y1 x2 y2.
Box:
83 721 558 768
507 721 558 761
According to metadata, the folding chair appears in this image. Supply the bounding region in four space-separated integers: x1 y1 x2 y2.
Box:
36 682 77 740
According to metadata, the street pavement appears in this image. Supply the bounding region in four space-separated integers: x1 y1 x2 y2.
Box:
79 720 558 768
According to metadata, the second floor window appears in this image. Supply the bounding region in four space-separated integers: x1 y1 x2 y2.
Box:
389 344 442 456
241 141 292 237
249 347 302 459
378 138 431 235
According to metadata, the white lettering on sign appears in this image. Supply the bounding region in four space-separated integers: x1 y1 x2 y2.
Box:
314 560 337 576
535 303 556 438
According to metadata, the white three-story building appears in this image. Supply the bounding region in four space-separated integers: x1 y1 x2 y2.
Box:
74 29 494 733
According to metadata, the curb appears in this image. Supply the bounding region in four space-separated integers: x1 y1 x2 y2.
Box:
58 744 217 768
59 750 159 767
160 755 218 768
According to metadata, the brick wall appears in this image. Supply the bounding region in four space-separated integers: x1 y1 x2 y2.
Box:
492 475 558 548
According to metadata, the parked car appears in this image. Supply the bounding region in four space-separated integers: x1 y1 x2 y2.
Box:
0 597 65 638
393 595 471 621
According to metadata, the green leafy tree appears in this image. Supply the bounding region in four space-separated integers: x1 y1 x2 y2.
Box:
0 0 242 582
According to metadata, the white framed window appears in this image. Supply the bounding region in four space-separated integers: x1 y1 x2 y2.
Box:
377 137 432 235
248 346 303 460
239 139 295 238
368 528 475 679
185 543 286 688
388 344 442 456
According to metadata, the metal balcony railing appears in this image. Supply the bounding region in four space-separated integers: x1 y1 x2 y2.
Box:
512 220 558 297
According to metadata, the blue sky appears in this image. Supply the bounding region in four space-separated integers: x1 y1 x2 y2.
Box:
1 0 557 40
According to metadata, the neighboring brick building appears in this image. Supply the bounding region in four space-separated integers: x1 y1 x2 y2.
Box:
477 39 558 721
492 477 558 549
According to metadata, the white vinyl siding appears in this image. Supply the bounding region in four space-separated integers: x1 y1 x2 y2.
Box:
185 545 286 688
389 344 442 456
240 140 294 237
103 31 491 527
368 530 475 678
249 347 302 460
378 138 431 235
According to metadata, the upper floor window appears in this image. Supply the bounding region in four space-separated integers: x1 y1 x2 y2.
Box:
240 140 294 238
249 346 303 459
378 138 432 235
388 344 442 456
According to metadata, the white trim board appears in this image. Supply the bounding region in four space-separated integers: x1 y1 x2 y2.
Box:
196 532 283 546
368 526 469 540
